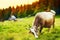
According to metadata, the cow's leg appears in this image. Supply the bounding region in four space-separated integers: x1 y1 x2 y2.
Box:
48 26 51 32
40 26 43 33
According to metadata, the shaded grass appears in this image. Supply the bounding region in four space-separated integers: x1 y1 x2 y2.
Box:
0 15 60 40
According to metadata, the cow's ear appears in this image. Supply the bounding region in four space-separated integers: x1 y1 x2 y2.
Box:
50 10 56 15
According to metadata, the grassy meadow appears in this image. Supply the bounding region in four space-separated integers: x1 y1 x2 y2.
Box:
0 15 60 40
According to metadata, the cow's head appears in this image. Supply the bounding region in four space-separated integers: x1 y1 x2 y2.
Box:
30 26 38 38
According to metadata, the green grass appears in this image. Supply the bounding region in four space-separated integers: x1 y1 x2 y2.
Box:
0 15 60 40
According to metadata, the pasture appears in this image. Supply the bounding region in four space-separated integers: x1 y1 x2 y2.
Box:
0 15 60 40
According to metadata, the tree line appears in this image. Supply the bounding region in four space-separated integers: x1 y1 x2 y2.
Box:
0 0 59 21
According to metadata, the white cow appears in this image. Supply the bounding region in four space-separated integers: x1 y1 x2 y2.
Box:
30 10 56 38
9 15 16 21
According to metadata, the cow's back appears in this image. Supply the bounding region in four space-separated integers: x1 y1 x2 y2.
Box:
36 12 54 27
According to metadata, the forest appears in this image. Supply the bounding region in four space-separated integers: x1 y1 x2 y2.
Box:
0 0 60 21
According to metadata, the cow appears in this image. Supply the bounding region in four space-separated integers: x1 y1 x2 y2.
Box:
30 11 56 38
9 15 17 21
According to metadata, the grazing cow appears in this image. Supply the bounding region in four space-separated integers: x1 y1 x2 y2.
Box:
30 11 56 38
9 15 17 21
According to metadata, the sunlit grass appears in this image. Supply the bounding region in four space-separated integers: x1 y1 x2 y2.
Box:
0 15 60 40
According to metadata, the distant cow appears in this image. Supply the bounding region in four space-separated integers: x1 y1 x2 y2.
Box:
30 11 56 38
9 15 16 21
